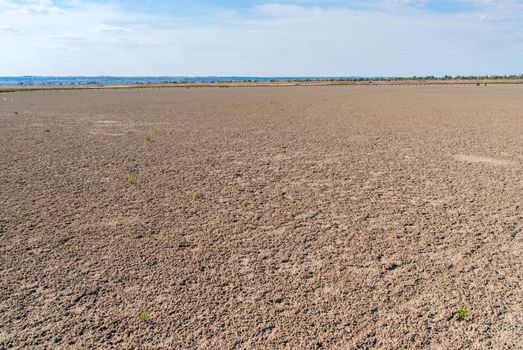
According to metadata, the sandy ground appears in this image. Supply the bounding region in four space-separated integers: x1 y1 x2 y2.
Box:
0 85 522 349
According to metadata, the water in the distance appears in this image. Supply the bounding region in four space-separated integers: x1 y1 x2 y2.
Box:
0 76 360 86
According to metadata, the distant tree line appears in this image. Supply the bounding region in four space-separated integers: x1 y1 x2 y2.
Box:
318 75 523 82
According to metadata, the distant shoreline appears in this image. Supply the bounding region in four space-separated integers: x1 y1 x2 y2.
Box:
2 78 523 93
1 75 523 86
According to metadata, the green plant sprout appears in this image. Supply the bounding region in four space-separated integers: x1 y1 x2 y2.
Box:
455 305 469 321
125 174 134 184
193 191 203 199
138 310 150 322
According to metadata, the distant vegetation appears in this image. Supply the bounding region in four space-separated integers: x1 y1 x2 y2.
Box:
313 74 523 82
144 134 152 142
174 74 523 83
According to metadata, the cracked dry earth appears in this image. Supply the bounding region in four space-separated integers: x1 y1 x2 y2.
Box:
0 85 522 349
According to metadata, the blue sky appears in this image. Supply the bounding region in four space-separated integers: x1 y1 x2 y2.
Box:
0 0 522 76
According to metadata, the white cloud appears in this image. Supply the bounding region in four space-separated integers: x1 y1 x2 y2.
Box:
383 0 427 6
0 25 22 32
1 0 64 14
98 24 132 33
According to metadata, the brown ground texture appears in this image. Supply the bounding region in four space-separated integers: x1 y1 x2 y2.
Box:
0 85 522 349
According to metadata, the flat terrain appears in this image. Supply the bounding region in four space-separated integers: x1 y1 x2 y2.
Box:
0 85 522 349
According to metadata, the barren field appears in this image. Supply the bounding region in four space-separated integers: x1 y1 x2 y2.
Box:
0 85 522 349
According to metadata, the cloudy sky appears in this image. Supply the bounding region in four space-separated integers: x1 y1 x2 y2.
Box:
0 0 522 76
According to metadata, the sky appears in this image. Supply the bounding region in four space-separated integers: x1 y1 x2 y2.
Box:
0 0 522 76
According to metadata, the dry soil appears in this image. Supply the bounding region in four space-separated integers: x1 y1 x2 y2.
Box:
0 85 522 349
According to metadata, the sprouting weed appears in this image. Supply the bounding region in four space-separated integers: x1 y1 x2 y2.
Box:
125 174 134 184
193 191 203 199
455 305 469 321
138 310 150 322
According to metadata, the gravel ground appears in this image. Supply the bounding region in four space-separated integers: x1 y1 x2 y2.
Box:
0 85 522 349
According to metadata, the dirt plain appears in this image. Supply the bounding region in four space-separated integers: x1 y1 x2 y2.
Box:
0 85 522 349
